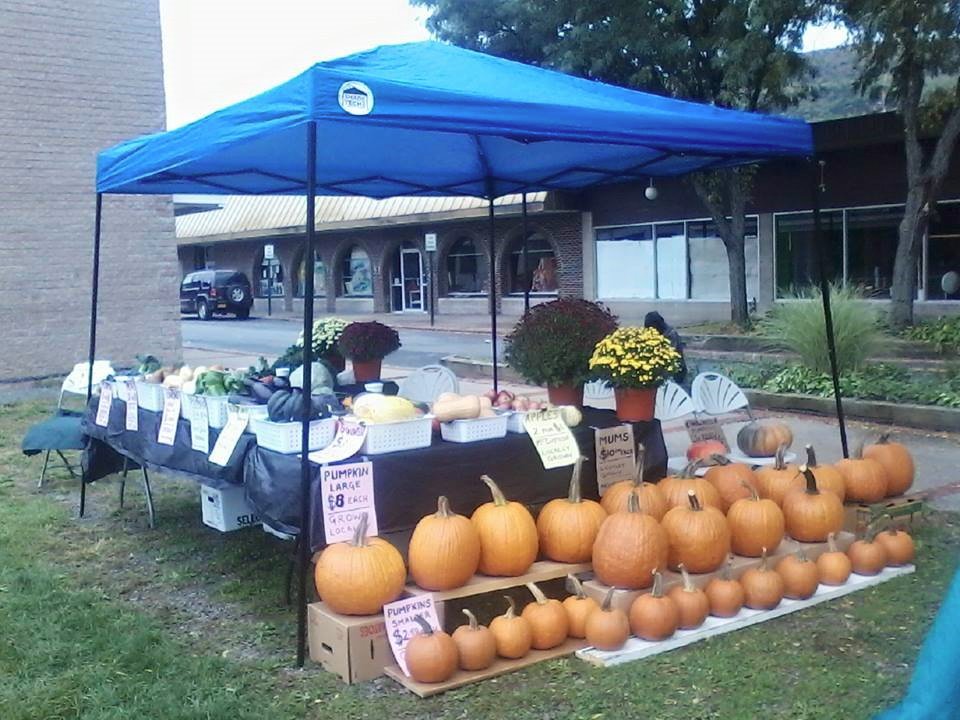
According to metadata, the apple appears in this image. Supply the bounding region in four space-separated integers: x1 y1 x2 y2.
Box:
686 440 727 462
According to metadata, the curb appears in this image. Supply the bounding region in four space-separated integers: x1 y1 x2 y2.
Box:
246 315 503 337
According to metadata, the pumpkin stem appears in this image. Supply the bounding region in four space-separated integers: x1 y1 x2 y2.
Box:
350 512 370 547
826 532 839 553
565 574 587 599
774 443 788 471
709 453 730 467
678 563 696 592
759 547 769 571
720 555 735 581
650 569 665 598
805 444 818 468
877 433 891 445
682 460 701 478
796 548 809 563
462 608 479 631
741 480 760 502
862 520 880 543
854 439 865 460
601 587 616 612
435 495 454 518
882 513 900 536
627 490 641 514
502 595 518 619
799 465 820 495
526 581 549 605
567 456 585 504
633 445 646 487
481 475 507 506
412 614 434 636
687 489 703 512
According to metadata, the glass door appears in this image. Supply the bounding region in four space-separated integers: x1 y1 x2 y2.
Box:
401 246 424 311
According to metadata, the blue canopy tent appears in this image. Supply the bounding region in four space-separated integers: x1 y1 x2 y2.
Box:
91 40 840 666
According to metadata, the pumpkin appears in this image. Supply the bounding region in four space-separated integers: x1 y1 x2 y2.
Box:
704 556 745 617
782 466 844 542
740 547 784 610
629 569 680 641
586 588 630 651
452 609 497 671
661 490 731 573
704 455 757 512
737 420 794 458
817 532 852 585
600 453 668 520
405 615 459 684
799 445 846 501
489 596 532 659
562 575 600 639
848 526 889 576
471 475 539 576
687 439 727 462
408 495 481 591
726 481 785 557
667 563 709 629
659 462 723 511
835 445 888 503
314 512 406 615
777 549 820 600
876 517 915 566
537 457 607 563
521 581 569 650
863 434 914 496
753 444 800 506
592 491 669 590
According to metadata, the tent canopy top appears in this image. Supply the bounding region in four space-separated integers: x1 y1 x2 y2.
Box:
97 41 813 199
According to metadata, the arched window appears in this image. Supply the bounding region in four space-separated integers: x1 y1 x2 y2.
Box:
445 237 487 294
507 234 558 294
294 249 325 297
340 245 373 296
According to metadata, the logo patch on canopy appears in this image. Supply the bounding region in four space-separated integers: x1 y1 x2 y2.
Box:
338 81 374 116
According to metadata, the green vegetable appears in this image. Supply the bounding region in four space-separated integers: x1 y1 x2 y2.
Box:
136 354 162 374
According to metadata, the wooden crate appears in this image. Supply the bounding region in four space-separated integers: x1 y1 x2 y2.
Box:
843 495 924 533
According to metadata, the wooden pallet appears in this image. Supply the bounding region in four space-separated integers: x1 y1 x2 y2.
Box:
843 495 924 532
404 560 592 602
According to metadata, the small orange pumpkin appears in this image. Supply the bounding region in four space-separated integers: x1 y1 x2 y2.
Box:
471 475 539 576
661 490 731 573
405 615 460 684
817 532 852 585
667 563 709 629
586 588 630 651
848 525 889 576
777 549 820 600
863 434 914 497
737 420 793 458
704 455 756 512
782 465 844 542
705 556 745 617
798 445 846 501
836 445 888 503
488 596 532 659
592 491 669 590
727 481 785 557
659 462 723 511
452 609 496 671
562 575 600 639
876 516 915 566
740 547 784 610
599 452 668 520
628 569 679 641
408 495 481 591
537 457 607 563
754 444 800 506
521 581 570 650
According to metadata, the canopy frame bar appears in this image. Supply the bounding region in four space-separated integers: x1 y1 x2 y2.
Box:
80 192 103 519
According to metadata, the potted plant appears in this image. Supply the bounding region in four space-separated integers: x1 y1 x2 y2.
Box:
297 317 349 372
337 320 401 382
589 326 682 422
505 299 618 407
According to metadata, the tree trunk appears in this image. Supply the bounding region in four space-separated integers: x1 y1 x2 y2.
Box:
725 238 749 327
889 188 927 328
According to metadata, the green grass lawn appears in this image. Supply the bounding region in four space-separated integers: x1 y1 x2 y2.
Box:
1 400 957 720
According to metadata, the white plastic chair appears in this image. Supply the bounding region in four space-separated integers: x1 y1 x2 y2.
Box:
59 360 115 407
654 381 697 422
690 372 753 418
583 379 614 408
399 365 460 404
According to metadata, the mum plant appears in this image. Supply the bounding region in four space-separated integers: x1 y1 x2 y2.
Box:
296 317 349 355
589 327 681 389
337 321 401 362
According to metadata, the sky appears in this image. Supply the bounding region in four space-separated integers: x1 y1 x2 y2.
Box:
159 0 849 129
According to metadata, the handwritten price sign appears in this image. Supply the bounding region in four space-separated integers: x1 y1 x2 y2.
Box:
523 409 580 469
308 419 367 465
594 424 636 495
383 594 441 677
320 461 377 544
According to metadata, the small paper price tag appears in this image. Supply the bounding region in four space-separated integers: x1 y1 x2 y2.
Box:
95 381 113 427
321 461 377 544
187 395 209 454
383 594 442 677
208 413 248 466
156 388 181 445
685 417 730 451
307 419 366 465
594 424 636 496
523 409 580 469
124 380 138 431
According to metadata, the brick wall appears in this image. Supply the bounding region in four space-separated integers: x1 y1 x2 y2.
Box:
0 0 179 382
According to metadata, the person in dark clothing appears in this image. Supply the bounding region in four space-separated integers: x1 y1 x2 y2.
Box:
644 311 688 385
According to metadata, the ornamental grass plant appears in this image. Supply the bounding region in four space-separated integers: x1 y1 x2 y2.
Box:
589 327 682 389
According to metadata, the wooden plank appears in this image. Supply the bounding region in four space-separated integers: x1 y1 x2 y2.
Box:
577 565 915 668
404 560 592 602
384 638 588 697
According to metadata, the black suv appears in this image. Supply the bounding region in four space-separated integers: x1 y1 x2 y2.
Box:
180 270 253 320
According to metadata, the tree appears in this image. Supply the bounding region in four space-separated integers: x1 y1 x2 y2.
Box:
841 0 960 328
415 0 822 327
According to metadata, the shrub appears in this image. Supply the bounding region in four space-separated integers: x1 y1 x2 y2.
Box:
902 316 960 352
760 284 880 373
337 321 401 362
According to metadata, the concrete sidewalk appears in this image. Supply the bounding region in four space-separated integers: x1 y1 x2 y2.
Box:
246 308 512 335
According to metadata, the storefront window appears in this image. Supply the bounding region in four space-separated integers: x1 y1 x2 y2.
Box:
295 250 325 297
655 223 687 299
507 235 557 294
846 206 901 297
688 218 759 301
596 225 655 298
928 202 960 300
445 237 486 294
340 246 372 297
775 211 843 296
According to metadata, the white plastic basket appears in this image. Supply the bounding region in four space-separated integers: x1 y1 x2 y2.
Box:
204 395 230 429
230 403 270 423
179 393 198 420
251 417 337 454
135 381 165 412
359 416 433 455
441 415 509 443
501 410 528 434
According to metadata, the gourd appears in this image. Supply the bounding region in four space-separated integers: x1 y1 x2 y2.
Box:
432 394 482 423
661 490 731 573
314 512 406 615
848 525 889 576
405 615 459 684
592 491 669 590
471 475 539 576
599 452 668 520
628 570 679 641
782 466 844 542
704 456 756 512
777 549 820 600
521 582 570 650
799 445 846 501
586 588 630 651
562 575 600 639
537 457 607 563
452 609 496 671
489 596 532 659
740 547 784 610
817 532 852 585
875 516 915 566
351 393 419 424
863 434 914 497
726 481 785 557
754 444 800 506
408 496 481 591
835 445 888 503
737 420 793 458
704 556 745 617
667 563 709 629
659 462 723 511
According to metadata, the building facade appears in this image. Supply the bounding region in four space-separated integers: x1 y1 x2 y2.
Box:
0 0 180 382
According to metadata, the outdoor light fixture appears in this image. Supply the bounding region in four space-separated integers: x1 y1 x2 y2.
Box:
818 159 827 193
644 177 658 201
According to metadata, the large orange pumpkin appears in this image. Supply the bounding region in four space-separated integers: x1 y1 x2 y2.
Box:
521 581 569 650
659 462 723 511
754 444 801 506
863 434 914 497
704 456 756 512
737 420 793 458
667 563 709 629
537 457 607 563
740 548 784 610
408 495 481 591
489 596 532 659
563 575 600 639
600 455 668 520
314 512 406 615
726 481 785 557
661 490 731 573
836 449 888 503
782 466 844 542
592 491 669 590
471 475 539 576
799 445 846 501
405 615 459 684
586 588 630 651
629 569 680 641
704 556 745 617
452 609 496 671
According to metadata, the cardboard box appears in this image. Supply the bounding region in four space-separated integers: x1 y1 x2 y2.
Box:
200 484 261 532
308 602 392 684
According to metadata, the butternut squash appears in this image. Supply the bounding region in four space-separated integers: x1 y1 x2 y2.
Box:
433 394 482 423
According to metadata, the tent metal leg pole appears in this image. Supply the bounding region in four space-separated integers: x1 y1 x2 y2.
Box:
82 192 103 518
38 450 51 488
811 160 849 458
296 120 318 668
487 196 498 391
141 466 155 529
521 193 530 315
